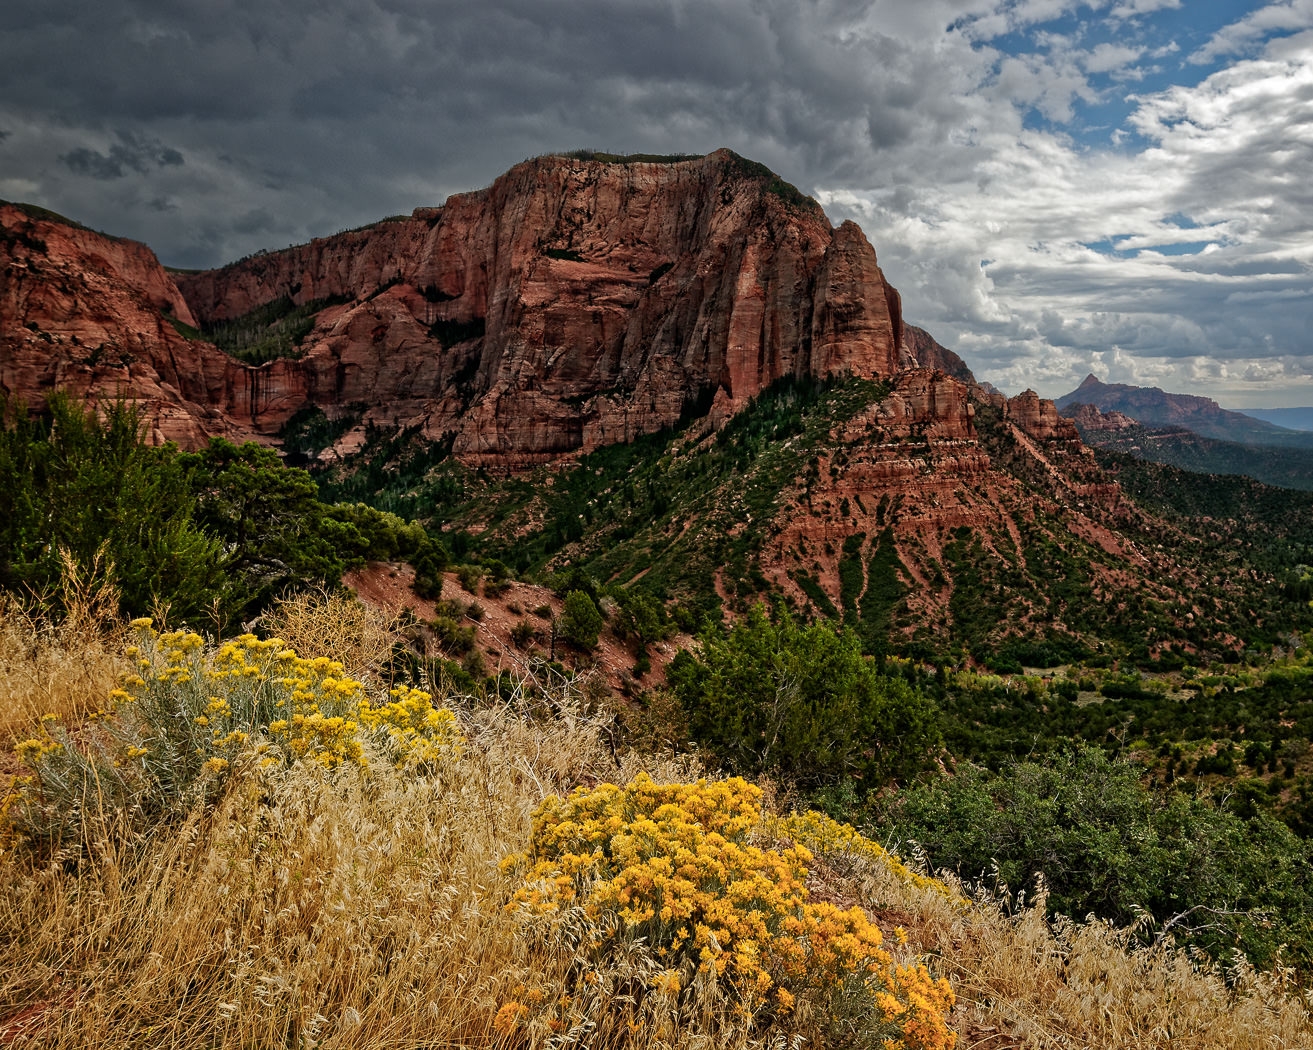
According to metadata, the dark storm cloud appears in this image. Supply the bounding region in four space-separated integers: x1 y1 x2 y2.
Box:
61 132 184 180
3 0 976 276
1 0 972 212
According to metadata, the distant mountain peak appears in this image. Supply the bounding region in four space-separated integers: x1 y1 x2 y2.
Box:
1056 376 1313 452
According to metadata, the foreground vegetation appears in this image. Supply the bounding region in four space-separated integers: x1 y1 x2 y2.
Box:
3 594 1311 1048
6 388 1313 1042
0 395 448 627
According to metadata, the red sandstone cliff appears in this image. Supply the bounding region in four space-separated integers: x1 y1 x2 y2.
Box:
1005 388 1081 443
4 152 1086 488
3 153 913 460
1064 402 1139 433
759 369 1138 644
0 203 268 446
167 151 907 464
900 323 975 383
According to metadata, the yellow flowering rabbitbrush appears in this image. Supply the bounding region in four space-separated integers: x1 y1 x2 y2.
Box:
6 621 465 852
356 685 464 770
777 809 964 903
504 773 956 1049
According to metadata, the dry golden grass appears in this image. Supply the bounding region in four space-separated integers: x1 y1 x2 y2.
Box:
0 555 126 743
823 850 1313 1049
1 596 1311 1048
0 684 707 1048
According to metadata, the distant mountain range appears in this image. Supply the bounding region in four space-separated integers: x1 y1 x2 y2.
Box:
1057 375 1313 490
1239 407 1313 432
1056 375 1313 450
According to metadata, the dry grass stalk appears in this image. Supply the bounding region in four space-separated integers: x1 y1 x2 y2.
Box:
0 675 709 1048
260 587 402 688
847 864 1313 1050
0 552 126 741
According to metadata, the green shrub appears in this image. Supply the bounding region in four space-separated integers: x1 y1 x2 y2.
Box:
511 619 536 649
613 588 665 653
0 395 225 622
179 439 356 620
560 590 605 650
879 745 1313 969
456 565 483 594
668 604 942 790
430 615 476 655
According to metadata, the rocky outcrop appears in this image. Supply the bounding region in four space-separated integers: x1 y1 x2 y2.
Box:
837 369 977 445
1065 402 1138 432
760 371 1139 645
1006 389 1081 443
0 202 262 446
901 323 975 384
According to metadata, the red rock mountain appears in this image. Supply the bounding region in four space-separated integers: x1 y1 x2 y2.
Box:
2 151 1082 478
174 151 914 466
0 203 262 446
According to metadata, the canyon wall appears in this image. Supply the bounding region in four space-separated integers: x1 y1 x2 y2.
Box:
4 152 1082 483
170 150 907 464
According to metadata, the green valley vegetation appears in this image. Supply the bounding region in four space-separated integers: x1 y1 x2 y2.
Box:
0 394 449 627
311 376 890 632
1081 423 1313 491
877 745 1313 970
309 374 1313 660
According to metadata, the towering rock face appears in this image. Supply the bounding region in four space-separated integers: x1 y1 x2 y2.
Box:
170 151 906 464
900 323 975 383
1005 389 1081 443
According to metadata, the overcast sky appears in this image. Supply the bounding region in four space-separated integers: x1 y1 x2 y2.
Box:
2 0 1310 406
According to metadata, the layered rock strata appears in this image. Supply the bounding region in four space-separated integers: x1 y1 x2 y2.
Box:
761 368 1131 637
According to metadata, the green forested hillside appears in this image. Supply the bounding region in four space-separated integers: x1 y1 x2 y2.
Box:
1080 424 1313 491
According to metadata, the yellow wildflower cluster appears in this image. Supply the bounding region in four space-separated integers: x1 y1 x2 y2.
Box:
776 810 962 901
504 774 956 1048
356 686 465 770
7 621 468 852
491 1000 531 1035
14 735 63 765
123 623 464 772
132 626 371 769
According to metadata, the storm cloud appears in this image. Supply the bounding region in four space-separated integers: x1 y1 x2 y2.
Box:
61 131 184 180
1 0 1310 406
